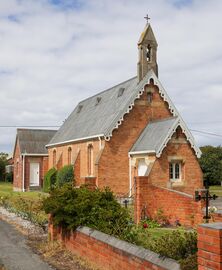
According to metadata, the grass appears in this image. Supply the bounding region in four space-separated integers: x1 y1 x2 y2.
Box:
0 182 47 201
209 185 222 197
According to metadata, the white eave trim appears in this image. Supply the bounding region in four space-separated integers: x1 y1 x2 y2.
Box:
128 150 156 156
156 118 201 158
46 134 104 148
21 153 49 156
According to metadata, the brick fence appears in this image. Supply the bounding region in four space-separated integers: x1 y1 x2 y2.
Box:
198 223 222 270
49 223 180 270
135 176 204 226
49 220 222 270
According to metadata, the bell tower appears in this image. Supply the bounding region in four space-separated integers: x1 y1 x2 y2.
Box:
137 16 158 81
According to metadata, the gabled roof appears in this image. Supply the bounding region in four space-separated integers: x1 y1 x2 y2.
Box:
129 117 178 157
47 69 201 158
15 129 57 155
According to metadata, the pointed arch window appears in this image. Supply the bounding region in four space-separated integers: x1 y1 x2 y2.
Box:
53 150 56 167
68 147 72 165
87 144 93 176
146 44 151 62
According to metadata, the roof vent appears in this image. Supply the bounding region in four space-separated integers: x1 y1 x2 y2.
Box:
77 105 83 113
95 97 101 105
118 87 125 97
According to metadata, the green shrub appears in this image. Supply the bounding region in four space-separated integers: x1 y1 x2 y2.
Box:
43 167 57 192
43 184 130 237
147 229 197 262
5 172 13 182
56 165 74 187
0 194 48 229
180 254 197 270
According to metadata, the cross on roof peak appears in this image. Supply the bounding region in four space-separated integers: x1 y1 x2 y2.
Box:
144 14 150 24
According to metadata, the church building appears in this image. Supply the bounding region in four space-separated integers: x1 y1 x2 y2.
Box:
46 22 203 224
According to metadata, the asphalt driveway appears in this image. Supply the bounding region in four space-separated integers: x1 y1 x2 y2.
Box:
0 218 54 270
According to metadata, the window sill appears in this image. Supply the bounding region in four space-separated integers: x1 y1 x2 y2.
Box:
170 180 184 187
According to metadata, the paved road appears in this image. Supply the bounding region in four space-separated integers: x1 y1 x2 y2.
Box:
0 218 54 270
210 196 222 213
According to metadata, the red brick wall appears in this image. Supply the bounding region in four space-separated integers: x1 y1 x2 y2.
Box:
212 213 222 223
98 84 172 196
48 139 101 184
13 139 23 191
135 176 203 226
74 151 81 186
198 223 222 270
49 223 180 270
43 157 49 179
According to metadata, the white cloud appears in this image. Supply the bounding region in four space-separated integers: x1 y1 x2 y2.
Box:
0 0 222 153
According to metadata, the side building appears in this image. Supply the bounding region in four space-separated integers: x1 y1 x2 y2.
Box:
13 129 57 191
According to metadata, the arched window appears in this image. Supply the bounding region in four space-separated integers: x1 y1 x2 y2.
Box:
146 44 151 61
147 92 153 103
87 144 93 176
68 147 72 165
53 150 56 167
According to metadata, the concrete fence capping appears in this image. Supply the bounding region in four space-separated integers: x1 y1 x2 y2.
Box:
76 226 181 270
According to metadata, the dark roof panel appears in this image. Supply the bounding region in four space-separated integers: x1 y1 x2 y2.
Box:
17 129 57 154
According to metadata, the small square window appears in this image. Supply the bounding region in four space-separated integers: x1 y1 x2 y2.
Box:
169 162 182 181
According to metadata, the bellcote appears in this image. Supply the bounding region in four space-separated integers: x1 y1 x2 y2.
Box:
137 23 158 82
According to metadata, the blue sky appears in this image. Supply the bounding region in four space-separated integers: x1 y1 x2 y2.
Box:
0 0 222 153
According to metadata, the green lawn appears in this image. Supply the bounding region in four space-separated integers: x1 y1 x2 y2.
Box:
0 182 47 201
209 185 222 197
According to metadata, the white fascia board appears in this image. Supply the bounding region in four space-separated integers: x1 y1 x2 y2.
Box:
21 153 49 156
128 150 156 156
46 134 104 148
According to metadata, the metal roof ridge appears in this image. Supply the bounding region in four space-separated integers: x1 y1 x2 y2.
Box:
78 76 137 105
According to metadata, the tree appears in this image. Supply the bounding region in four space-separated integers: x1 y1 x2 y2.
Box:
199 146 222 186
0 152 9 181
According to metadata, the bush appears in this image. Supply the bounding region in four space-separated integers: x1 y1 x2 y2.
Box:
43 168 57 192
43 184 130 237
56 165 74 187
0 194 48 229
180 254 197 270
5 172 13 182
147 229 197 266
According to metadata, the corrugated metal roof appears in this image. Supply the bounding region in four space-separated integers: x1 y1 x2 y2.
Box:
130 117 178 154
49 76 140 145
17 129 57 154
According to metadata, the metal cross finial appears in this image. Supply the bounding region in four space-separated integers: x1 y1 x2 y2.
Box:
144 14 150 24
